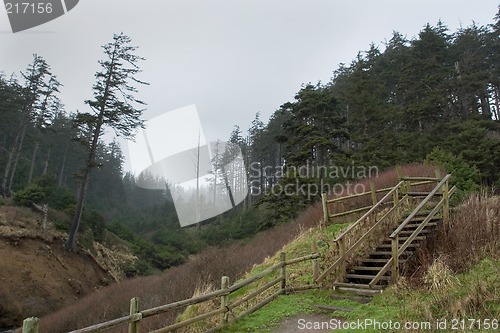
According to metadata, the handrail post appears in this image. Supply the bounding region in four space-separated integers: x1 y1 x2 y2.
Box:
396 165 402 181
129 297 140 333
280 252 286 293
220 276 230 325
370 180 377 206
393 185 400 216
442 177 449 222
22 317 39 333
391 235 399 284
311 241 319 281
337 238 346 283
321 193 329 225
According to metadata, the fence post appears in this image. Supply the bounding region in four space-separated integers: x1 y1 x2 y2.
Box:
321 193 329 225
22 317 39 333
396 165 402 181
391 235 399 284
442 177 449 222
370 180 377 206
311 241 319 282
220 276 230 325
393 184 400 212
337 238 345 283
129 297 140 333
280 252 286 293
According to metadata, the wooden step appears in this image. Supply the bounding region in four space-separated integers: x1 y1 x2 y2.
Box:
376 243 420 249
359 258 408 264
398 236 426 241
344 274 390 281
381 236 426 244
402 211 438 218
398 229 431 235
401 222 437 229
368 250 413 256
350 266 384 271
332 282 383 290
408 215 442 222
334 287 383 296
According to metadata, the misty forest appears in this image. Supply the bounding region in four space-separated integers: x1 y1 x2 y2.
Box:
1 14 499 275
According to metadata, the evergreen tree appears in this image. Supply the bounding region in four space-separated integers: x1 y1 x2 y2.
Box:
65 33 148 251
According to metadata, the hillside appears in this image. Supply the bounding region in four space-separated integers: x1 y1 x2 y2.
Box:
0 205 136 329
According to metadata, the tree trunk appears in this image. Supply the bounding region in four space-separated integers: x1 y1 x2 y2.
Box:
58 145 68 186
42 147 50 176
4 124 27 196
65 173 89 251
65 116 103 251
28 141 39 184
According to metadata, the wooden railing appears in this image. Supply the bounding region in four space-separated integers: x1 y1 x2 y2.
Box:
316 181 407 283
21 245 320 333
369 175 456 287
321 180 395 224
317 174 446 285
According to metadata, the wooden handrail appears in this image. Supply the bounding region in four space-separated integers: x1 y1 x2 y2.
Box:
369 183 456 288
400 176 441 182
316 194 408 283
334 181 404 242
390 175 451 238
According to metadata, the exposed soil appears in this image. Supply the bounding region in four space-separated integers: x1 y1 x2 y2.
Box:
0 207 114 329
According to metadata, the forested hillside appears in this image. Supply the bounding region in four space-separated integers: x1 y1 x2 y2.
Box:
1 10 499 275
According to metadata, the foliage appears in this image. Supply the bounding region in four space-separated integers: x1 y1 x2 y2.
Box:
13 174 76 209
13 184 46 207
425 147 481 194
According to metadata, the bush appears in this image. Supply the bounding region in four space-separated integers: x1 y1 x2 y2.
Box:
12 175 76 210
426 147 480 195
13 184 46 206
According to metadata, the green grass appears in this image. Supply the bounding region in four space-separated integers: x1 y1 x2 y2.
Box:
218 257 499 333
219 290 339 333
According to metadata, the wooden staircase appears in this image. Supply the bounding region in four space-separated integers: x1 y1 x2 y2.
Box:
337 214 441 291
317 174 457 298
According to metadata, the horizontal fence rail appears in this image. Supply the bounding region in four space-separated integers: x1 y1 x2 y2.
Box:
22 247 321 333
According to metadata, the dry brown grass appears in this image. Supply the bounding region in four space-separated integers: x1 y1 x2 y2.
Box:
413 191 500 280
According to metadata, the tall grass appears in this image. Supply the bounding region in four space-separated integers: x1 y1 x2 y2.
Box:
34 163 441 332
413 191 500 279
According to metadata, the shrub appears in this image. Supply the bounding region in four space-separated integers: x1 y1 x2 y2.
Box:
426 147 480 195
13 184 46 206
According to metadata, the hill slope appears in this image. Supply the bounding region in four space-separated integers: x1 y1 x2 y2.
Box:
0 205 132 329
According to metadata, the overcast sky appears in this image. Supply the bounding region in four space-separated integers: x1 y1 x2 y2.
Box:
1 0 498 147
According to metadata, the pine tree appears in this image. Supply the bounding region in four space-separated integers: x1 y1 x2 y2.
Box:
65 33 148 251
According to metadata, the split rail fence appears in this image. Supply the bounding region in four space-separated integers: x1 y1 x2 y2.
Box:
22 247 320 333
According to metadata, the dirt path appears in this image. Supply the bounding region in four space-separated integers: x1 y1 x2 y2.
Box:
272 313 341 333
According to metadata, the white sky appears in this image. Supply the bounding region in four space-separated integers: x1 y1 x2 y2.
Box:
1 0 498 148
